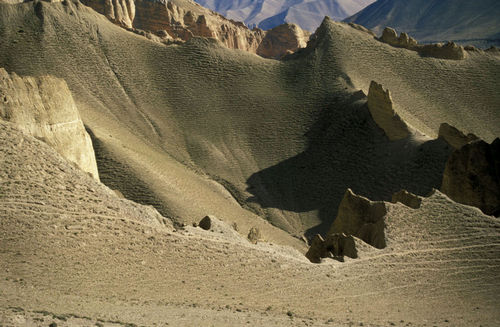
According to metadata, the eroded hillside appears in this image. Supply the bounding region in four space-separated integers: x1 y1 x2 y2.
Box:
1 1 499 240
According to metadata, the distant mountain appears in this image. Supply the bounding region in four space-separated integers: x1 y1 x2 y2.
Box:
345 0 500 47
195 0 375 31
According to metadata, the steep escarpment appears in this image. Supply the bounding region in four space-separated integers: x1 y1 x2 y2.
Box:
81 0 309 58
0 68 99 180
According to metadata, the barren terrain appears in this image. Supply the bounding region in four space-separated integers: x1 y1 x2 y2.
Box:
0 1 499 326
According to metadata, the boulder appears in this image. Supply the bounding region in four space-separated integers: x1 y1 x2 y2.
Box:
247 227 261 244
329 189 387 249
199 215 212 230
256 23 310 59
0 68 99 180
367 81 411 141
391 190 422 209
438 123 479 150
441 139 500 216
381 27 398 45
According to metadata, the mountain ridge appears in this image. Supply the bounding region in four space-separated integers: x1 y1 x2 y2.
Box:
195 0 375 31
345 0 500 48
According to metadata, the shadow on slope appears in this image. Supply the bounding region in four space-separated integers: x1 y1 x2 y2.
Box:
246 94 453 237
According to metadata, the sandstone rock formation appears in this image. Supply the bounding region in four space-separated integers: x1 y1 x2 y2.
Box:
391 189 421 209
81 0 309 58
329 189 388 249
0 68 99 180
441 138 500 216
80 0 135 28
247 227 261 244
305 233 358 263
367 81 411 141
256 23 310 59
419 41 467 60
379 27 466 60
381 27 417 48
438 122 479 150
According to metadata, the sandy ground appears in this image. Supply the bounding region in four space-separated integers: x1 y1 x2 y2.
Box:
1 122 499 326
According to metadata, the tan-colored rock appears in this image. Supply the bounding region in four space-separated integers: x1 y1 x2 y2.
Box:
367 81 411 141
391 190 422 209
256 23 310 59
380 27 466 60
438 122 479 150
381 27 399 45
305 233 358 263
81 0 135 28
329 189 387 249
247 227 261 244
441 139 500 216
419 41 467 60
305 234 326 263
81 0 308 58
0 68 99 180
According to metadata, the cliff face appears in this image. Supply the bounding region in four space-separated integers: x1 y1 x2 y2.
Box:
0 68 99 180
81 0 135 28
81 0 308 58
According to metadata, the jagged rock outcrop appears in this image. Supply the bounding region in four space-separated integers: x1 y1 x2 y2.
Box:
367 81 411 141
380 27 467 60
0 68 99 180
419 41 467 60
381 27 418 48
305 233 358 263
80 0 135 28
256 23 310 59
391 190 421 209
81 0 308 58
438 123 479 150
441 138 500 216
329 189 388 249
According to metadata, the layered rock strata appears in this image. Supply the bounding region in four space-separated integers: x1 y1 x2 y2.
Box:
0 68 99 180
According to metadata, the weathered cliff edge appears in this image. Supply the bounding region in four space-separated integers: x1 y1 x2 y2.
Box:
80 0 310 59
0 68 99 180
